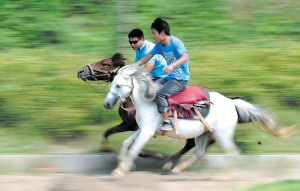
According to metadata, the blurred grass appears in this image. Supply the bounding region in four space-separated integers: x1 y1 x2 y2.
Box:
240 180 300 191
0 0 299 154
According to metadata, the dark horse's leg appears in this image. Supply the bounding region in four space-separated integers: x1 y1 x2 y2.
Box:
100 98 138 153
162 138 196 170
100 121 137 152
206 133 215 148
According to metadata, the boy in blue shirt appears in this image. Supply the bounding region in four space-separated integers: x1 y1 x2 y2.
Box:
128 29 167 79
134 18 190 131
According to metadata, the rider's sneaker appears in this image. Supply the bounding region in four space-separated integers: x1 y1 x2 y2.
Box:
159 121 173 131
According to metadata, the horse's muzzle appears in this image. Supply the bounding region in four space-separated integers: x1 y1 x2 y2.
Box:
78 69 88 81
103 94 118 110
103 101 111 109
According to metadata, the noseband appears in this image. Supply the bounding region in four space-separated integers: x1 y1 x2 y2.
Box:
109 76 135 111
109 76 134 102
86 64 120 90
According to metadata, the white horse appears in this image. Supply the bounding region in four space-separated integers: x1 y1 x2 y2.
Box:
103 65 295 178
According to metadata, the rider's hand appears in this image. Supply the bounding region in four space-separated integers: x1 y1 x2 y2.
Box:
163 65 174 74
134 63 140 67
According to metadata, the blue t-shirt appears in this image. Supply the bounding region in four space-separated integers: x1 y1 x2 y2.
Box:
135 39 167 78
149 35 190 81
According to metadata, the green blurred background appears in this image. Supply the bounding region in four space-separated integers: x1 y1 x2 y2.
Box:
0 0 299 154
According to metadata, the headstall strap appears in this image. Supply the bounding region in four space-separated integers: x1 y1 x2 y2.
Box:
87 64 95 76
111 66 120 74
86 64 113 78
85 65 122 90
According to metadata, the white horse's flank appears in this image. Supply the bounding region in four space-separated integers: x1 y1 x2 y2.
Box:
103 65 295 178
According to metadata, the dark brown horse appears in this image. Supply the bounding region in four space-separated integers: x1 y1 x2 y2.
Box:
78 53 215 166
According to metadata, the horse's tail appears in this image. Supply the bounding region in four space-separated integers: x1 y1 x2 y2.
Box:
232 97 297 138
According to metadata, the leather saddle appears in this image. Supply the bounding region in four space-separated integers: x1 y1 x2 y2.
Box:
167 86 213 135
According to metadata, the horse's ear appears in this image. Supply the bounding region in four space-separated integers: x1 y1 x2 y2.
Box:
111 52 126 67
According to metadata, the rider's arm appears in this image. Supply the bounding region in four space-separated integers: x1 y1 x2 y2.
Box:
171 52 188 67
145 62 155 75
135 54 153 66
163 53 188 74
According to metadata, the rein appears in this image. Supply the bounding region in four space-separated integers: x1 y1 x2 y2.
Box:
85 64 120 90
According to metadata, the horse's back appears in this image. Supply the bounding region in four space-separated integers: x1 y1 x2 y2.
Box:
199 85 217 93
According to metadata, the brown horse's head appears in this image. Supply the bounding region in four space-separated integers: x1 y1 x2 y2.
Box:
78 52 126 82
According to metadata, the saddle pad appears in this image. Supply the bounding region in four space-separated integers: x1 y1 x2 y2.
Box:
167 86 207 107
167 86 211 119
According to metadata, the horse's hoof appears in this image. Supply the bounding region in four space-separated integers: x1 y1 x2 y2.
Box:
162 162 174 171
99 147 115 153
171 167 181 174
139 150 164 160
111 168 125 179
160 171 173 175
152 153 164 160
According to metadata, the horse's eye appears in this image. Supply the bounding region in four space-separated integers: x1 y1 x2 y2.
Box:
116 85 120 88
101 63 108 66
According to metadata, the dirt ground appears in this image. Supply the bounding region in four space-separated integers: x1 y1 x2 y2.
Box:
1 168 299 191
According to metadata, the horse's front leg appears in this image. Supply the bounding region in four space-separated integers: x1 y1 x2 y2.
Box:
112 129 154 178
101 121 137 153
117 129 141 163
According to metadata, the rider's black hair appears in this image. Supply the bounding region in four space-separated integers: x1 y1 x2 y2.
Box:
151 18 170 36
128 29 144 40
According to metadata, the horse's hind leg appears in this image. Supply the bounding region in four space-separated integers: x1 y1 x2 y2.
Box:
206 133 215 149
163 138 195 170
214 125 241 155
163 133 214 171
171 133 208 174
163 135 213 170
138 149 164 160
100 122 137 153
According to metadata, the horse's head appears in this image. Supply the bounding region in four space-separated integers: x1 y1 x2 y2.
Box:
77 52 126 82
103 65 159 110
103 65 137 109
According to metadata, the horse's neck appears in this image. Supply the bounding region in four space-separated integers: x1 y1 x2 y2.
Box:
130 78 157 112
130 90 154 110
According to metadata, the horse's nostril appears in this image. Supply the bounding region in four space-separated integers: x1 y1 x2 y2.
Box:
104 102 110 109
78 69 85 78
78 69 85 75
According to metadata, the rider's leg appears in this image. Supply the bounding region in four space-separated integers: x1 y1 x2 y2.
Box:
155 78 188 131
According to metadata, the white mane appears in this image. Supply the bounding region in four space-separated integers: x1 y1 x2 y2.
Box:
117 64 160 100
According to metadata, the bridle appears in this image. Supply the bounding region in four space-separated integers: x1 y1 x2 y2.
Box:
85 64 120 90
109 73 157 111
109 75 134 111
